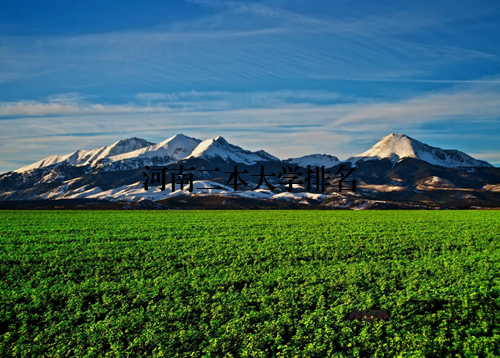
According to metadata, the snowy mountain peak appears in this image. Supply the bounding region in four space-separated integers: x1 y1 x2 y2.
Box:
388 133 405 138
114 136 152 144
166 133 195 141
158 133 201 148
187 136 279 165
105 134 202 166
254 150 280 162
285 154 340 168
214 136 228 145
107 137 156 156
346 133 492 168
14 137 155 173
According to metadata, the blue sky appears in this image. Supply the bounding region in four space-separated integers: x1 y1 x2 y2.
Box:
1 0 500 172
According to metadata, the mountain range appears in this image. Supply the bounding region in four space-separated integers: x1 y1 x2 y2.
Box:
1 133 499 209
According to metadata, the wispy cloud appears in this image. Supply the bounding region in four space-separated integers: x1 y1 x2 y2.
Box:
331 82 500 127
1 0 500 173
0 101 171 117
1 81 500 173
2 82 500 124
135 90 341 106
0 68 65 84
0 90 343 117
468 151 500 165
1 0 497 93
187 0 333 27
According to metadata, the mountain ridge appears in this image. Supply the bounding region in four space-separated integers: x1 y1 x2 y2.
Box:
7 132 493 176
185 136 280 164
14 137 155 174
2 132 499 209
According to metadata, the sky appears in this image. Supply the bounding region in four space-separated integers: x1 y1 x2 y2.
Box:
1 0 500 173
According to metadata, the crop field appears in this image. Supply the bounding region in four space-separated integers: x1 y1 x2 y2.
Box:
1 210 500 357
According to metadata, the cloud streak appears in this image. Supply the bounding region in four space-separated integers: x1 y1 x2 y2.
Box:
1 81 500 172
1 0 499 172
1 0 497 93
2 82 499 123
331 82 500 126
0 101 172 117
468 151 500 165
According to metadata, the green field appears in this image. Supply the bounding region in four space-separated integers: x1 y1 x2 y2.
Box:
1 210 499 357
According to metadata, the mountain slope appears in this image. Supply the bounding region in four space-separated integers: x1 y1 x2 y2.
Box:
108 134 201 162
2 132 499 209
100 134 202 171
346 133 492 168
285 154 340 168
186 136 279 165
14 137 155 173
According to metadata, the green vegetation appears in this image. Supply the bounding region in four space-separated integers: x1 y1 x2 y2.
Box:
1 210 500 357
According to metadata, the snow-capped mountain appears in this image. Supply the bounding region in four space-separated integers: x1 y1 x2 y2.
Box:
2 132 499 209
186 136 279 165
345 133 492 169
285 154 339 168
14 137 155 173
100 134 202 171
109 134 201 162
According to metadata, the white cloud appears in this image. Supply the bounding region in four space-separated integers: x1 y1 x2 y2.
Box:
331 82 500 127
468 151 500 164
135 90 340 105
0 101 172 117
1 81 500 173
2 82 500 127
0 90 342 118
